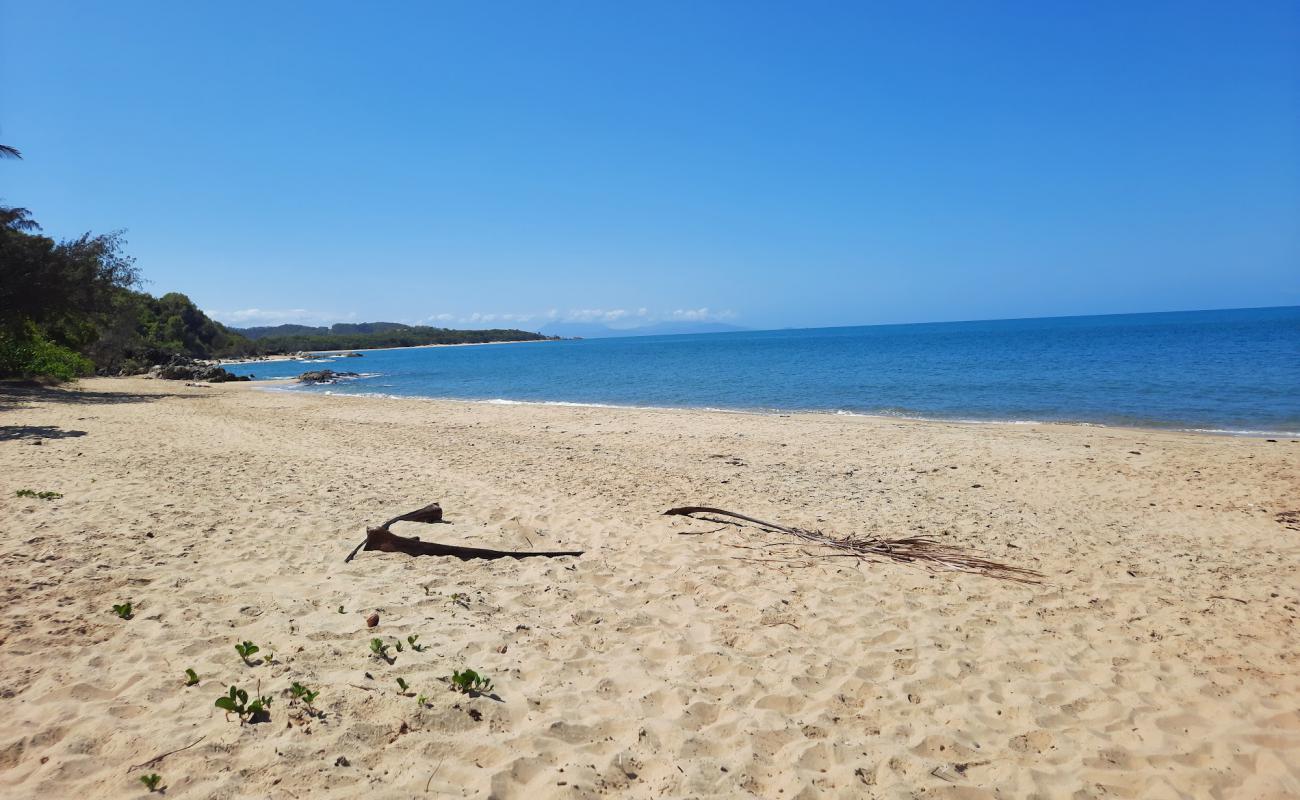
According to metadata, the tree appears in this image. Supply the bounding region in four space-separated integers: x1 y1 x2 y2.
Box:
0 144 20 159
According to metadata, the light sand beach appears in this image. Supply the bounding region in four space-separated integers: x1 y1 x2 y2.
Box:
1 378 1297 799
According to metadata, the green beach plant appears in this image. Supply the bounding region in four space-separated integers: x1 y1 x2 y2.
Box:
406 634 426 652
369 637 393 663
289 681 320 707
214 685 272 722
16 489 62 500
112 602 133 619
234 641 260 665
184 668 200 686
448 668 494 695
396 677 410 693
138 773 162 792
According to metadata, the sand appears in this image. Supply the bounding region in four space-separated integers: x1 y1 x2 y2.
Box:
1 378 1297 799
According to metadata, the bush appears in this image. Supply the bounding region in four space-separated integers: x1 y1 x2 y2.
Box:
0 326 93 381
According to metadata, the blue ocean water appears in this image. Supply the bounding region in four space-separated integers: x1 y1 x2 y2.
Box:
227 307 1300 435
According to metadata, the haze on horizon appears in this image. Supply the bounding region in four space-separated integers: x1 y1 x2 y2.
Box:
3 1 1297 333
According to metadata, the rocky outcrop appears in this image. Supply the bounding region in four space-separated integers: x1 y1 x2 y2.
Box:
297 369 360 384
149 356 250 383
341 352 364 357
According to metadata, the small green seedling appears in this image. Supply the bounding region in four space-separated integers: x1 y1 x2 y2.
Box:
112 602 133 620
396 677 410 693
450 592 470 609
17 489 63 500
215 685 272 722
416 693 429 706
234 641 260 665
289 681 320 706
139 773 162 792
185 668 200 686
369 638 393 663
449 668 494 695
406 634 426 652
394 640 404 653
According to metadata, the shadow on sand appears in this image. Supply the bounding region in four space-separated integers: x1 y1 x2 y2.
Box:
0 425 88 441
0 382 203 414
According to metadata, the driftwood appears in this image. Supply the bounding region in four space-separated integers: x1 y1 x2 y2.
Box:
664 506 1042 584
345 502 583 562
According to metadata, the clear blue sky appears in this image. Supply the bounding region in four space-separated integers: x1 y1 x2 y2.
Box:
3 1 1297 331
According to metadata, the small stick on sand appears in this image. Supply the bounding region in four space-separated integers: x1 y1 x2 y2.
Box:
126 735 206 772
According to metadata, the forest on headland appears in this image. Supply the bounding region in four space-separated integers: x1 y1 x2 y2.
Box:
0 201 551 381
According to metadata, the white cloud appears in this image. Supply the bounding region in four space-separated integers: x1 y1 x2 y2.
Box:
669 307 737 322
209 308 355 326
564 308 630 323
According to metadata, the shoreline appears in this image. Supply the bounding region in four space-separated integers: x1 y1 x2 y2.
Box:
250 377 1300 440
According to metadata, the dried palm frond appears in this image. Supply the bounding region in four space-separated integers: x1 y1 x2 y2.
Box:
664 506 1042 584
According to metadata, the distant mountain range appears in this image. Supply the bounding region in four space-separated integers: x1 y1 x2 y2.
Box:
230 322 413 340
537 321 747 339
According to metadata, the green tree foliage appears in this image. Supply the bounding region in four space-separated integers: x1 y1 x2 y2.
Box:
0 205 252 378
237 324 552 354
0 206 141 379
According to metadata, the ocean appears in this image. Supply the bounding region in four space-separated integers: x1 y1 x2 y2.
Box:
226 306 1300 436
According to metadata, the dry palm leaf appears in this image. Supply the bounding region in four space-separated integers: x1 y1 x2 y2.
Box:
664 506 1042 584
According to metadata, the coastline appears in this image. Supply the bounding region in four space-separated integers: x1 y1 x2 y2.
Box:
2 377 1297 798
256 377 1300 439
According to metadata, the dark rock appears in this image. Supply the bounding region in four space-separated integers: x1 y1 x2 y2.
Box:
341 351 364 357
335 756 350 767
148 355 250 383
297 369 360 384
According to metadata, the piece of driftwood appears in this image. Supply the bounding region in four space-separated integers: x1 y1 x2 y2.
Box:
345 502 583 562
664 506 1042 583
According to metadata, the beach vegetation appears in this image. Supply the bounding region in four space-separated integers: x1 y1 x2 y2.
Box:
289 681 320 707
16 489 62 500
234 641 260 665
214 685 271 722
138 773 162 792
406 634 426 652
112 602 133 619
185 668 200 686
369 638 394 663
448 668 494 695
396 677 410 693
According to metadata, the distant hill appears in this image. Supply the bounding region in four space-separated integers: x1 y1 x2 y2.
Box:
234 322 411 340
538 321 747 339
227 322 555 353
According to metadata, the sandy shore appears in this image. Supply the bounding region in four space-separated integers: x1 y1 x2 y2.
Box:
1 378 1297 798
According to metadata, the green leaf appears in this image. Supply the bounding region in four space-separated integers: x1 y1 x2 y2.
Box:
215 697 238 711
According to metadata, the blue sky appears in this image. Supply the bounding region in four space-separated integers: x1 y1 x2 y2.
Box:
2 1 1297 331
